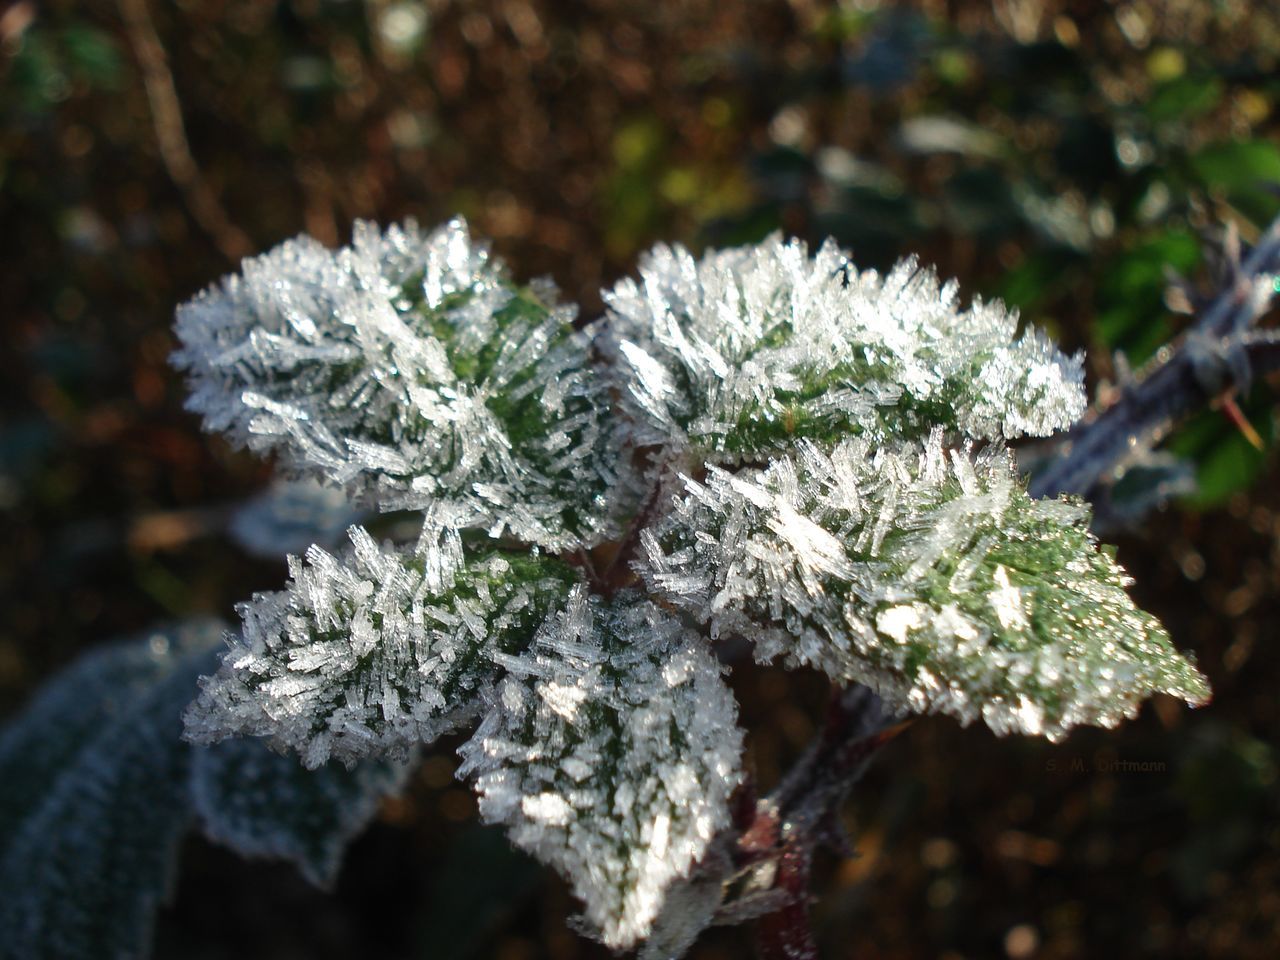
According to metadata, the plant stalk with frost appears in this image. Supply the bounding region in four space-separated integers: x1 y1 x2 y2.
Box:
1 217 1219 959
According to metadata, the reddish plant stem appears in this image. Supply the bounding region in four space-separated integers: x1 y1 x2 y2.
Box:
756 841 819 960
747 688 905 958
592 453 693 594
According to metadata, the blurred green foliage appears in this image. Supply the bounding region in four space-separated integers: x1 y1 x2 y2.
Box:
6 22 123 116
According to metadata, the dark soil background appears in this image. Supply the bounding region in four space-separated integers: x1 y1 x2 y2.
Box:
2 1 1279 957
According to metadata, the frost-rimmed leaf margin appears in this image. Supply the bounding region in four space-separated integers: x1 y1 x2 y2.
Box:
0 620 418 960
190 736 416 889
639 432 1210 740
457 586 745 950
603 235 1085 460
184 524 579 769
172 217 632 551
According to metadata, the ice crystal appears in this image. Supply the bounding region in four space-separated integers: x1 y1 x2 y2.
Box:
173 218 627 551
639 433 1210 740
184 525 577 768
604 236 1085 459
457 587 744 950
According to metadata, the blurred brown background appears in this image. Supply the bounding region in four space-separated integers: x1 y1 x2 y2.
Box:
2 0 1280 957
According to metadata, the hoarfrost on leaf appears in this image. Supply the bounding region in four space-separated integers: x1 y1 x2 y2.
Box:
183 524 577 768
0 620 419 957
0 212 1211 959
457 587 744 951
0 622 222 960
604 235 1085 461
172 217 630 550
229 477 364 558
191 736 414 889
639 433 1210 741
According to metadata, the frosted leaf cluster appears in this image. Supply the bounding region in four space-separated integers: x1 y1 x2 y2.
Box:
154 218 1214 956
173 218 627 551
184 525 575 768
604 237 1086 459
639 433 1210 740
458 587 744 950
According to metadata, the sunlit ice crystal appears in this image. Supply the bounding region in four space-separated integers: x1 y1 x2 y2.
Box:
638 432 1209 740
458 586 744 950
183 525 578 768
602 233 1085 464
172 217 631 551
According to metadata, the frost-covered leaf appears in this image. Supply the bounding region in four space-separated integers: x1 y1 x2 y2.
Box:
173 217 629 550
637 850 732 960
184 524 578 768
191 737 414 889
229 477 364 558
0 623 221 960
457 587 743 951
0 621 213 850
640 433 1209 740
604 235 1084 460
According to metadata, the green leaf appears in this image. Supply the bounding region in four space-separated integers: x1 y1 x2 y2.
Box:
640 434 1210 741
1167 389 1275 508
191 737 413 889
1191 140 1280 225
184 525 579 767
1146 74 1224 124
457 588 744 950
60 25 125 91
989 246 1085 317
0 623 221 960
1095 229 1200 364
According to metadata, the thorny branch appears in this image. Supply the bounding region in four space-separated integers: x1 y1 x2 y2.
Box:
1029 214 1280 502
744 214 1280 957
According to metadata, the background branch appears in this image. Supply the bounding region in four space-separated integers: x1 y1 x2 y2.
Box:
117 0 252 262
1029 214 1280 502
